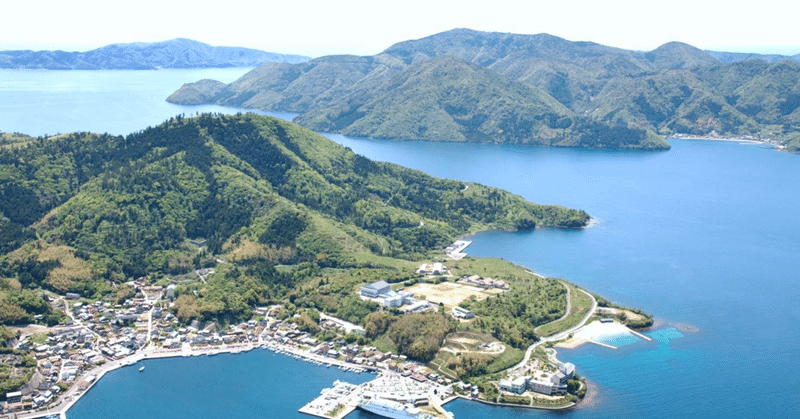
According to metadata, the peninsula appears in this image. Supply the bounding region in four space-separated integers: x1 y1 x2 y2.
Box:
0 114 650 417
168 28 800 152
0 38 310 70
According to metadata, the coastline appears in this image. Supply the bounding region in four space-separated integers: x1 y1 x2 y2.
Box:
12 342 265 419
12 240 638 419
447 394 576 411
16 309 590 419
668 133 784 149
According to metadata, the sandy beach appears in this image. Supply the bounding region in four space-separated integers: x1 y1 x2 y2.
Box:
556 321 651 350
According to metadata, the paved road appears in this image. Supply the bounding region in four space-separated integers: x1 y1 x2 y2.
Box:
534 282 571 335
511 284 597 371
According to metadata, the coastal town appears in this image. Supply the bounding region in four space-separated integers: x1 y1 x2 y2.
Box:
1 240 650 419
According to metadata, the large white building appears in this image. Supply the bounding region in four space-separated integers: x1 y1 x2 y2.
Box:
384 291 414 308
360 280 391 298
499 364 574 396
451 306 475 319
401 300 435 314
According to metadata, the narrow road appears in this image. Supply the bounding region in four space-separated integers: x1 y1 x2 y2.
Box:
534 282 571 335
145 291 162 344
511 286 597 371
62 298 102 352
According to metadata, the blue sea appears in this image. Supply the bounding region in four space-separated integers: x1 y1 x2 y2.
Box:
2 69 798 418
67 350 374 419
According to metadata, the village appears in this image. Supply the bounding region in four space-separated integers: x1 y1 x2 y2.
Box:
1 239 645 419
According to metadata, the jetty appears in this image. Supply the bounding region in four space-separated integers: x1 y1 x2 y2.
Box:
298 380 360 419
445 240 472 260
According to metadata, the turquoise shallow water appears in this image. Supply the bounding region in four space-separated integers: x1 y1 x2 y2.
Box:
2 70 799 418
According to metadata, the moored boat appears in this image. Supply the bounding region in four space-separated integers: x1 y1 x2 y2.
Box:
357 398 436 419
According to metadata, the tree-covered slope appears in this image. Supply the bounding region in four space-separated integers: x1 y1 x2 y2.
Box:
0 114 589 317
292 56 664 148
168 29 800 150
169 54 668 149
381 29 800 145
169 54 408 112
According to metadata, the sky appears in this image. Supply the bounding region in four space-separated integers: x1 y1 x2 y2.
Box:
3 0 798 57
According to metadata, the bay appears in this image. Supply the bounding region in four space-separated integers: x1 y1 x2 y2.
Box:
0 68 295 136
2 69 798 418
66 349 374 419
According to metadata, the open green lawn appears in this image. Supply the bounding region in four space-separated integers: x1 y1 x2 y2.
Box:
447 257 535 280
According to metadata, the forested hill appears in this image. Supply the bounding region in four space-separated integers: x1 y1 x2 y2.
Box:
0 113 588 324
0 38 310 70
169 28 800 150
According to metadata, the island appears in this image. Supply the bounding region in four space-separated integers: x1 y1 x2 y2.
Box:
0 114 652 418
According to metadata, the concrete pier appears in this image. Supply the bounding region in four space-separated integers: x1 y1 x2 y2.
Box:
587 339 617 350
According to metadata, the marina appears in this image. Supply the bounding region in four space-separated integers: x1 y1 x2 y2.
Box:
298 374 454 419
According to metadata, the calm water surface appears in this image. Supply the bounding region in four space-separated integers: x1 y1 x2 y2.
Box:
329 136 800 418
67 349 374 419
0 68 294 136
2 70 798 418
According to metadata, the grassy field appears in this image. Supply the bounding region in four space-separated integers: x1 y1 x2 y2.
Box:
534 284 593 338
28 333 48 345
447 257 535 280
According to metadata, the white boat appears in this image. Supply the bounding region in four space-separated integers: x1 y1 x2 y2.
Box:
139 365 145 372
357 398 437 419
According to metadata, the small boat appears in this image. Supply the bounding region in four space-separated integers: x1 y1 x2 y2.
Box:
139 365 145 372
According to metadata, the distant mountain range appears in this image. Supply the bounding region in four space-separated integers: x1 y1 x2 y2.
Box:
168 29 800 151
0 38 310 70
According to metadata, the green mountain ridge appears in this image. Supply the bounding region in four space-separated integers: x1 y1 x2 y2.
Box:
0 114 589 325
168 28 800 150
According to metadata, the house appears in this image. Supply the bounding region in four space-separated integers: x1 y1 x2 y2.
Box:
188 239 207 247
416 262 447 275
166 284 177 300
360 280 391 298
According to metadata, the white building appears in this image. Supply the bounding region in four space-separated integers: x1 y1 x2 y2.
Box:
360 280 391 298
166 284 177 300
402 300 434 314
451 306 475 319
384 291 414 308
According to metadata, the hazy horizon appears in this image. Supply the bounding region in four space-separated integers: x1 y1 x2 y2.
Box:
1 30 798 60
3 0 798 58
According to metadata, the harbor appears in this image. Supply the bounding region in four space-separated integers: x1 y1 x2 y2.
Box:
298 373 454 419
